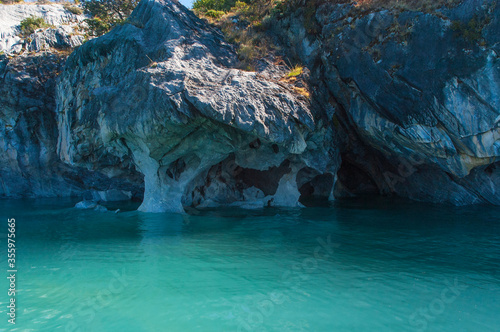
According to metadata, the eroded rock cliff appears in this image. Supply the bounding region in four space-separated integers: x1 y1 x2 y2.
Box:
0 4 85 54
2 0 499 210
271 0 500 205
57 0 339 212
0 4 143 199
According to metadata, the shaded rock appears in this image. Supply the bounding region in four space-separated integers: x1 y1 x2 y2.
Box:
274 0 500 205
91 189 133 202
93 204 108 212
3 0 499 209
75 200 98 209
0 5 143 200
27 27 85 52
75 200 109 212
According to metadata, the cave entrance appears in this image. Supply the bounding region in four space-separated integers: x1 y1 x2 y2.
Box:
296 167 334 207
333 158 379 198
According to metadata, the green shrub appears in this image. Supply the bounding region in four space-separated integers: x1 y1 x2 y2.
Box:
84 17 113 37
193 0 251 13
451 15 490 43
81 0 139 36
0 0 23 4
194 0 228 12
194 0 279 68
287 65 303 77
19 16 48 36
238 44 257 62
64 4 84 15
233 1 249 12
205 9 225 19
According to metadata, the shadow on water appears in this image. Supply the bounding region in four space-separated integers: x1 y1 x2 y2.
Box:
2 196 500 277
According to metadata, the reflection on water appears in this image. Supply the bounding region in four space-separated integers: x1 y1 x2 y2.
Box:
0 197 499 331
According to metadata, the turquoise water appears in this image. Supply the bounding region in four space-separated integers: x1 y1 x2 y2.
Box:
1 198 499 332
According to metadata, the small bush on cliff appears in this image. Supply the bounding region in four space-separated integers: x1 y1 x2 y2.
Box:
287 65 303 77
193 0 244 13
205 9 226 19
63 4 84 15
451 15 490 44
207 0 279 68
19 16 49 37
84 18 113 37
81 0 139 36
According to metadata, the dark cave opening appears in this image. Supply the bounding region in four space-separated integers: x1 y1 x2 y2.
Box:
296 167 334 207
334 158 379 198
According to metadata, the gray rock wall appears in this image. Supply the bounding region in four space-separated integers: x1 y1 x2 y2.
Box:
0 4 86 54
2 0 498 210
0 5 143 200
272 0 500 205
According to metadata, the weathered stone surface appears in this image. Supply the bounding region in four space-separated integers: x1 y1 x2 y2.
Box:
274 0 500 205
0 5 143 200
27 26 85 52
75 200 108 212
2 0 499 210
0 4 86 54
57 0 338 212
0 51 144 199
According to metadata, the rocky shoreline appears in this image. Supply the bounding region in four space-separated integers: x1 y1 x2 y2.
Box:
1 0 498 211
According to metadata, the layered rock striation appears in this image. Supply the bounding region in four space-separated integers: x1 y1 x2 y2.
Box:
272 0 500 205
0 4 143 199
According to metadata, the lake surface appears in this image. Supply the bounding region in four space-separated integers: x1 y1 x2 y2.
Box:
1 197 499 331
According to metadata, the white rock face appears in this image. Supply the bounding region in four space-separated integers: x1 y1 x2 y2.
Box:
0 4 85 53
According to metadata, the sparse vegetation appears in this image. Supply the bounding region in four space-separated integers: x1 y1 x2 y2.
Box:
293 87 310 98
190 0 470 97
191 0 467 69
63 4 84 15
0 0 23 4
205 9 226 19
19 16 49 37
451 14 490 43
81 0 140 36
193 0 246 13
84 18 112 37
198 0 279 69
145 54 158 68
287 65 303 78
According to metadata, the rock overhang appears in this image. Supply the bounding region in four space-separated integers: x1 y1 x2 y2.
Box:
57 0 336 212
